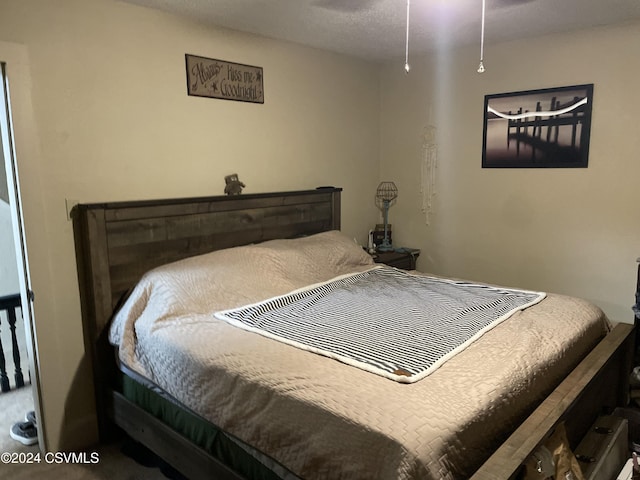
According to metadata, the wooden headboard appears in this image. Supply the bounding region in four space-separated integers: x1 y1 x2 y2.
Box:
72 187 342 436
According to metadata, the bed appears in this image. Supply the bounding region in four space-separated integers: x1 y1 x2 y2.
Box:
72 187 634 480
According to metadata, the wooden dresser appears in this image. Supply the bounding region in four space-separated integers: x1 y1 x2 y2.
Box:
634 258 640 319
634 258 640 360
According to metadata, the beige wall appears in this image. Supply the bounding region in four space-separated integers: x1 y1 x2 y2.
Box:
0 202 20 296
0 0 380 450
380 21 640 324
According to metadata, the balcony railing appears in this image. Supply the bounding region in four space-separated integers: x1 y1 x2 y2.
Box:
0 293 24 392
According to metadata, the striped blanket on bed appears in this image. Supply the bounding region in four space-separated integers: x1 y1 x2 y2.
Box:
214 266 546 383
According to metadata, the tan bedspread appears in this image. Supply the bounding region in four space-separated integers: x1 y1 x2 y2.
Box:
109 231 610 480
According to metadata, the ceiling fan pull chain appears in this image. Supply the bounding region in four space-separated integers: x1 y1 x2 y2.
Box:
478 0 486 73
404 0 411 73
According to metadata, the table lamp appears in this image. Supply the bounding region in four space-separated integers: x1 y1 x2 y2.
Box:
375 181 398 252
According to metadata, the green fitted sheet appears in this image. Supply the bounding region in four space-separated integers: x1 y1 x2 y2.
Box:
121 374 287 480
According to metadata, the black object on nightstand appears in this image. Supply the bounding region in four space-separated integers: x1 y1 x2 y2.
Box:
372 249 420 270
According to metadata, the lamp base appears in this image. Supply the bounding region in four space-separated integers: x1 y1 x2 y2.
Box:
377 240 393 252
373 224 392 250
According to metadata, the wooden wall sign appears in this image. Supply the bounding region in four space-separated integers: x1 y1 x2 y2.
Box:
185 54 264 104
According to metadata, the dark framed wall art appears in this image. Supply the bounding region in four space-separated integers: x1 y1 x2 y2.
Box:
482 84 594 168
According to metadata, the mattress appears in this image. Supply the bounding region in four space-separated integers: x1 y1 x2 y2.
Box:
109 230 610 480
118 370 300 480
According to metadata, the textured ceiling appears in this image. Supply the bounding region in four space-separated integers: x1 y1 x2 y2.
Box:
120 0 640 62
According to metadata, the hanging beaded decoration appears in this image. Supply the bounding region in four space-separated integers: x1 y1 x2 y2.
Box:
421 124 437 225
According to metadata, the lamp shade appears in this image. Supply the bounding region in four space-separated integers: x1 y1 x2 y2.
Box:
376 182 398 203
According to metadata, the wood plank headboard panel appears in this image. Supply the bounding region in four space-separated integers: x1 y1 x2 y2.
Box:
72 188 342 437
74 188 341 338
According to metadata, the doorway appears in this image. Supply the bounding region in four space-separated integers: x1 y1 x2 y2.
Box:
0 60 43 451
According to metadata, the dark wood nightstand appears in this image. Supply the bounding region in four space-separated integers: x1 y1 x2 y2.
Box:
372 249 420 270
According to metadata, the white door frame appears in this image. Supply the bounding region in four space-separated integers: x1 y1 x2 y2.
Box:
0 60 45 451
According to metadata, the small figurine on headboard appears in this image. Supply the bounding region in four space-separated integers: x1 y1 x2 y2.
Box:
224 173 245 195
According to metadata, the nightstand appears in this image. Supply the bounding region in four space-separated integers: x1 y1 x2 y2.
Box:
372 249 420 270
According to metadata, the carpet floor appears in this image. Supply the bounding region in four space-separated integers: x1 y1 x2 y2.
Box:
0 387 175 479
0 441 179 480
0 384 37 456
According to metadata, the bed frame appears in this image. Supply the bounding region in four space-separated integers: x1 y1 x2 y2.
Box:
72 187 634 480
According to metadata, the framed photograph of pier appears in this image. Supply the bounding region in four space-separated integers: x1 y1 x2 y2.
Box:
482 84 593 168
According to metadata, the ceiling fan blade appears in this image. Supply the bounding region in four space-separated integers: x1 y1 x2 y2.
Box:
491 0 537 7
312 0 381 13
